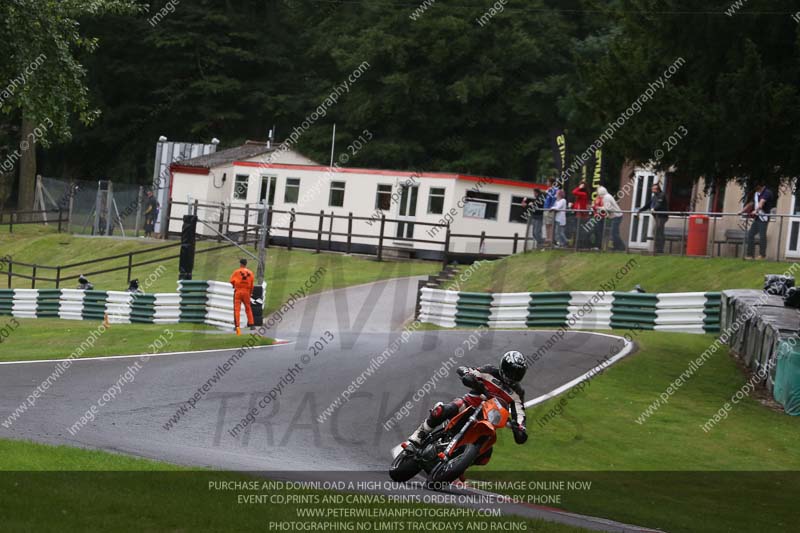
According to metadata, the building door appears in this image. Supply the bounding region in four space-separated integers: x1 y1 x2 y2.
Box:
256 176 276 226
628 170 661 249
395 184 419 239
785 179 800 259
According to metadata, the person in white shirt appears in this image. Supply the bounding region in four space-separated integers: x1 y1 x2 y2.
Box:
599 186 625 251
553 190 568 247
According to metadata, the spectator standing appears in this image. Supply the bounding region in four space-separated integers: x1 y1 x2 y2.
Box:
740 181 775 260
143 190 159 238
638 183 669 253
599 186 625 251
591 190 606 250
521 190 546 250
553 190 568 247
543 178 560 245
571 181 590 248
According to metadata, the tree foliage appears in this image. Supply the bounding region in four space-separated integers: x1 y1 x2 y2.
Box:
2 0 800 206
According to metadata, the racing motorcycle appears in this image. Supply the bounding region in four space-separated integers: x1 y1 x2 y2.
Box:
389 396 510 483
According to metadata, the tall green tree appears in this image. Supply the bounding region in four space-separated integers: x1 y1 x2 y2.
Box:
571 0 800 189
0 0 142 209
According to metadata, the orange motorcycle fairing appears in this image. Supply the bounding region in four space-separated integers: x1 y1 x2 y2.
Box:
447 398 509 457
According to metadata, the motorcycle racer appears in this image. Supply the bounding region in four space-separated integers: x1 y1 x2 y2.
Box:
406 350 528 447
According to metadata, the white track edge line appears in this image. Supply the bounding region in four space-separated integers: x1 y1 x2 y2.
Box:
0 340 294 366
524 337 634 408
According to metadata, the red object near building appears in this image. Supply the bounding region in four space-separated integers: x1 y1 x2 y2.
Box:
687 215 709 256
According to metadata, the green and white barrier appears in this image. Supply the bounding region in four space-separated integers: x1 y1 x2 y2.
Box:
0 280 262 331
419 287 721 334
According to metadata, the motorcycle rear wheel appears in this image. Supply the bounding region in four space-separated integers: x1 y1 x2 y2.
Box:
389 450 421 482
428 443 480 483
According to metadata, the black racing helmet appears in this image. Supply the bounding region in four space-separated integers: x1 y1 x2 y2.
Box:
500 350 527 383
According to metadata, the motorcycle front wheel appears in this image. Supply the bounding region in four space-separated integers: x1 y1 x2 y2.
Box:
389 450 421 482
428 443 480 483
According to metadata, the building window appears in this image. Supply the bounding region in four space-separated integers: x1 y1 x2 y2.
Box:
375 184 392 210
464 191 499 220
284 178 300 204
329 181 346 207
509 195 532 223
428 188 445 214
706 179 726 216
234 175 249 200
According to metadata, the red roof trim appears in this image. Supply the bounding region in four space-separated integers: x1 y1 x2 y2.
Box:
170 164 210 175
229 161 545 190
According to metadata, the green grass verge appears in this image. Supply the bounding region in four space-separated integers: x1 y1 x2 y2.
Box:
475 331 800 533
451 250 791 293
0 319 273 362
0 439 591 533
0 225 437 313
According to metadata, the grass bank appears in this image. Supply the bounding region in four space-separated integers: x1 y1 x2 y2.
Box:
451 250 791 293
479 331 800 533
0 319 274 362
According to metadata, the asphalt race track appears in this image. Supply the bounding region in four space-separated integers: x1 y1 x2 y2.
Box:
0 276 656 532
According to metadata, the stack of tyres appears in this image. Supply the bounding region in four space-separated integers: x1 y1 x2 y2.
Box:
36 289 61 318
81 290 108 321
611 292 658 330
178 280 208 324
526 292 571 327
0 289 13 316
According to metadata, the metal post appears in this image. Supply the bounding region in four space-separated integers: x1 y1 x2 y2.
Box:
134 185 144 237
442 224 451 269
742 216 750 260
31 265 36 289
512 232 518 254
67 182 75 234
127 253 133 283
265 207 273 249
711 215 718 257
327 211 334 250
288 209 295 251
163 198 173 239
346 212 353 254
316 210 324 253
105 181 113 236
243 204 249 244
256 202 269 286
55 266 61 289
776 214 784 262
9 212 13 233
57 208 63 232
680 214 687 256
7 260 11 288
377 214 386 261
217 203 225 243
479 231 486 256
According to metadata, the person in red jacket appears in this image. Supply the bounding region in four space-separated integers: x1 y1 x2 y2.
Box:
571 181 590 248
229 258 255 335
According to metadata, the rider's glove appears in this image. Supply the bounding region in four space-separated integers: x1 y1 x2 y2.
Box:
509 421 528 444
457 366 470 377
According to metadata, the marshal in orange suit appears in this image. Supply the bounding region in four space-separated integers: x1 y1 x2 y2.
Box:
229 258 255 335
